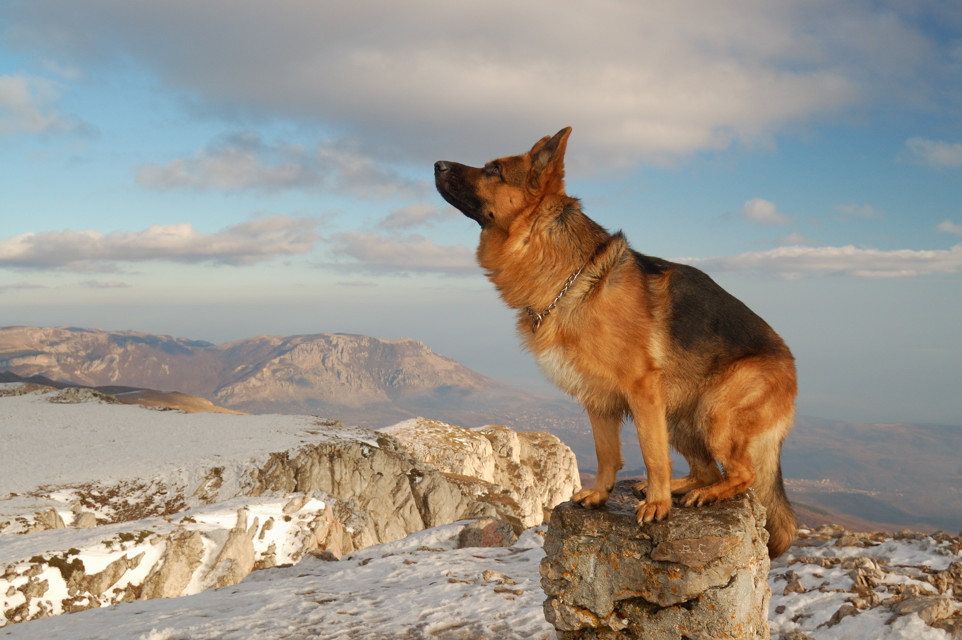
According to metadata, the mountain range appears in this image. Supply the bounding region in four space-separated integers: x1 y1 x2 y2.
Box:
0 325 561 426
2 325 960 533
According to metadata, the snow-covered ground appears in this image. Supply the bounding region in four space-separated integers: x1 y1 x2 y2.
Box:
770 528 961 639
1 383 960 639
3 522 960 640
0 385 374 501
1 523 555 640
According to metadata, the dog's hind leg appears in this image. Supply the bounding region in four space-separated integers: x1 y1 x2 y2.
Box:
670 443 724 496
679 359 775 507
633 434 722 497
572 409 623 508
680 411 756 508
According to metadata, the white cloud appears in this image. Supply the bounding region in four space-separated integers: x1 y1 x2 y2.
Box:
0 215 321 268
0 74 71 135
938 220 962 236
138 133 425 197
684 244 962 278
137 134 314 191
328 231 476 274
741 198 792 225
905 138 962 168
379 204 453 230
9 1 952 166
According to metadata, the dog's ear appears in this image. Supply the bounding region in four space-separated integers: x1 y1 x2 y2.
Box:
528 127 572 192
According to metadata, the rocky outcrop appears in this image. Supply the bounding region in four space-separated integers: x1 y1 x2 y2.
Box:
381 418 581 528
540 481 771 639
0 388 580 627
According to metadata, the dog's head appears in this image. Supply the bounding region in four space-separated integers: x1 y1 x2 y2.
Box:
434 127 572 230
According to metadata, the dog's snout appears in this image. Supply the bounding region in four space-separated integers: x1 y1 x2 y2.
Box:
434 161 450 175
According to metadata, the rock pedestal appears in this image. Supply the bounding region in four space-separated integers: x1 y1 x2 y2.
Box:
540 481 771 639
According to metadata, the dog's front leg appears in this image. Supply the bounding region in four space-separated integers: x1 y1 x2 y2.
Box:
571 409 623 508
628 375 673 523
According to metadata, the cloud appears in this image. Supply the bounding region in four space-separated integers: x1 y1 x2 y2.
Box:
138 133 425 197
327 231 476 274
684 244 962 279
137 133 316 191
7 2 953 167
834 203 883 219
776 232 812 246
328 204 473 274
379 204 454 230
0 215 322 269
938 220 962 236
905 138 962 168
78 280 130 288
0 74 73 135
0 281 46 293
741 198 792 225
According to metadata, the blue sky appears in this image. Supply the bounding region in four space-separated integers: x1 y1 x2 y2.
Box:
1 1 960 425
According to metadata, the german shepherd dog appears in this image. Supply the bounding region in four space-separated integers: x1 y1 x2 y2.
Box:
435 127 797 557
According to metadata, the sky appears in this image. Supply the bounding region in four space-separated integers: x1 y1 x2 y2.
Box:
1 0 960 426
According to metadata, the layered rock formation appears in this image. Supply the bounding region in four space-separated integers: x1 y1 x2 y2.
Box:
0 385 579 627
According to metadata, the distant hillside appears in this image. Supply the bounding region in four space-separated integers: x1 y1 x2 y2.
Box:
0 326 561 426
0 371 242 414
781 415 962 533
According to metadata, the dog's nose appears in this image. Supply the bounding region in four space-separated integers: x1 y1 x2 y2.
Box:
434 161 450 175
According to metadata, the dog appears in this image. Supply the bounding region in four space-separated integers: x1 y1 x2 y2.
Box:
435 127 798 557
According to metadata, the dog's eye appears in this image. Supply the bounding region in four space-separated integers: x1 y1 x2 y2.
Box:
484 163 502 179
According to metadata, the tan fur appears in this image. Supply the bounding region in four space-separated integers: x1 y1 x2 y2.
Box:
435 127 798 557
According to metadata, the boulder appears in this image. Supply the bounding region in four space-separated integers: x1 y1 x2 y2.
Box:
540 480 771 639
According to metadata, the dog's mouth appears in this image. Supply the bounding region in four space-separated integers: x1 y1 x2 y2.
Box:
434 161 485 226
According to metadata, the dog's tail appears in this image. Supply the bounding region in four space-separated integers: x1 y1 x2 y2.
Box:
751 424 797 558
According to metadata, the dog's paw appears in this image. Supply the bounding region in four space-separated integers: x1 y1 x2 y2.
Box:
631 480 648 498
635 498 671 524
680 488 717 508
572 488 609 509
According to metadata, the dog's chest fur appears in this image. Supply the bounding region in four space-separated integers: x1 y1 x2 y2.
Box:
533 345 590 399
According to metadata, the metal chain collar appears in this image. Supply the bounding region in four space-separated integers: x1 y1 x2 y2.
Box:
524 267 584 333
